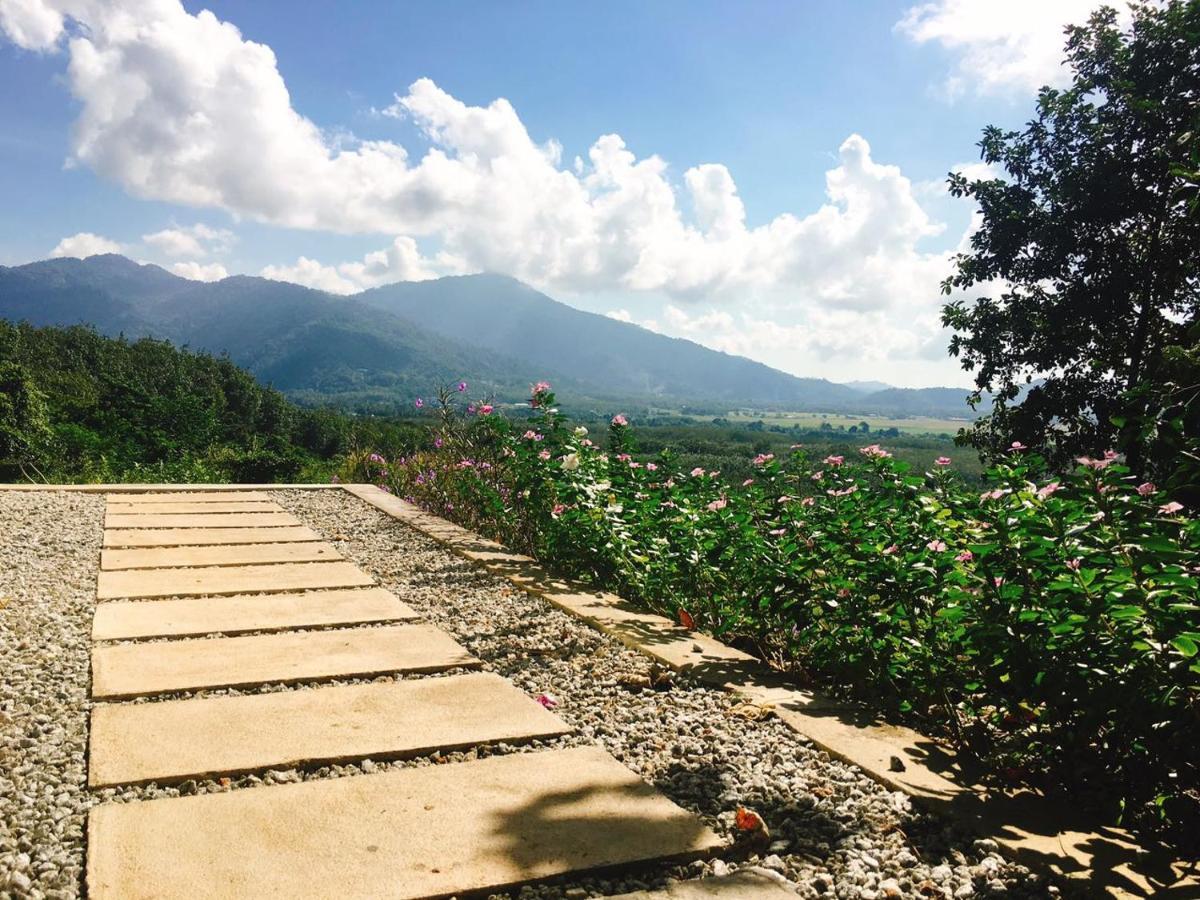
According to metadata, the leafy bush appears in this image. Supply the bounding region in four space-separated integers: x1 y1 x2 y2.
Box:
345 382 1200 848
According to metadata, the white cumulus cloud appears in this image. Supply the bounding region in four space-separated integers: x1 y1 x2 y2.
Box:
143 223 234 258
896 0 1120 98
169 260 228 282
49 231 122 258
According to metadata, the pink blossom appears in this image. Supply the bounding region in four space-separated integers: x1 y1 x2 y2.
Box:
1159 501 1185 515
1009 441 1027 451
826 485 858 497
742 478 755 486
532 380 551 394
811 471 824 481
836 588 851 599
860 444 892 459
955 550 974 563
1036 482 1060 499
551 503 567 518
980 488 1008 501
927 539 947 552
434 438 443 449
629 461 642 469
800 497 815 507
753 453 775 466
823 455 844 466
522 430 542 441
611 413 629 426
707 497 728 511
646 463 658 472
1076 455 1116 469
414 398 424 409
457 381 468 392
993 576 1004 588
1066 558 1082 571
538 450 552 460
934 456 952 466
690 467 706 477
1136 482 1156 496
616 453 631 461
479 404 494 415
881 544 899 556
467 404 476 414
535 693 559 709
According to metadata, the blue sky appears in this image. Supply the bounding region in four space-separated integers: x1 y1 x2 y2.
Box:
0 0 1105 386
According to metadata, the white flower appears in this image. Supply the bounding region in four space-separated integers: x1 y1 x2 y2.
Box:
574 426 588 438
561 452 580 471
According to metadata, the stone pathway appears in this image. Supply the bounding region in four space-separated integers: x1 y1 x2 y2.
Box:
86 491 723 898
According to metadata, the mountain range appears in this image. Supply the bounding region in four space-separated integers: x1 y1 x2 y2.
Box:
0 255 978 419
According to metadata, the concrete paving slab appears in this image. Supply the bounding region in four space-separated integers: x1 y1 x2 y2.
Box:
91 587 416 641
105 512 301 529
96 561 373 600
88 672 571 787
100 541 342 570
106 501 282 514
91 623 478 698
609 871 797 899
87 746 722 899
104 491 272 503
104 526 321 548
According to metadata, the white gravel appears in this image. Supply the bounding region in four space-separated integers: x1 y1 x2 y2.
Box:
0 488 1056 899
0 491 103 900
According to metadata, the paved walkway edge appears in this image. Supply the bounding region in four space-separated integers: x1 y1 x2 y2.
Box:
342 483 1196 900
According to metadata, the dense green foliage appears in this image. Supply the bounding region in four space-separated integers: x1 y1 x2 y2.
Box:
347 384 1199 848
0 322 368 482
943 1 1200 492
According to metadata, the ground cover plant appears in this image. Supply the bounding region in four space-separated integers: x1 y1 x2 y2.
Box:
345 381 1200 850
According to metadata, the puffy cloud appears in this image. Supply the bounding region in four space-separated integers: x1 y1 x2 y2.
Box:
49 231 122 258
896 0 1118 98
170 260 227 282
0 0 62 50
260 236 443 295
260 257 359 295
143 223 234 258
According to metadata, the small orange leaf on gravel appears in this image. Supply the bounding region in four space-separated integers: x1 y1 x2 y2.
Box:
734 806 766 832
678 608 695 630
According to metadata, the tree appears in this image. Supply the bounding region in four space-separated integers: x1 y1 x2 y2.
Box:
0 361 51 480
942 1 1200 479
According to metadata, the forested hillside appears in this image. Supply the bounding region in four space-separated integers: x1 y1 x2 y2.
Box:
0 322 415 482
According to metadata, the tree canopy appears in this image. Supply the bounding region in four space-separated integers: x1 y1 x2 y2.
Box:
942 1 1200 491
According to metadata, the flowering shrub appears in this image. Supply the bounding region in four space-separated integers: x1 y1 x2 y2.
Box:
344 382 1200 845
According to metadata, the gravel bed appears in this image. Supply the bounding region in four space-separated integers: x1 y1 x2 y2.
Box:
0 491 103 900
274 489 1056 899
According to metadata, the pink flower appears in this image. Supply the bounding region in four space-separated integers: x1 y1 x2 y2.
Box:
993 576 1004 587
860 444 891 459
414 398 424 409
535 693 559 709
611 414 629 426
811 471 824 481
881 544 899 556
538 450 551 460
1136 482 1156 496
769 528 787 536
1076 455 1116 470
1066 558 1082 571
935 456 952 466
479 404 494 415
826 485 858 497
628 461 642 469
955 550 974 563
927 539 947 552
1036 482 1060 499
753 453 775 466
1159 501 1184 515
646 462 658 472
823 455 844 466
551 503 567 518
467 404 476 414
706 497 728 511
742 478 755 486
690 467 706 477
457 381 468 392
800 496 815 507
980 488 1008 501
616 453 631 461
532 380 551 394
434 438 443 449
1009 441 1027 451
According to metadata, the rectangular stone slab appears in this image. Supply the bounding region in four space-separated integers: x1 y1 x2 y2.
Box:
91 623 477 698
100 542 342 571
92 588 417 641
105 512 301 529
104 526 321 548
106 501 283 515
105 491 272 503
86 746 721 899
96 561 373 600
88 672 571 787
